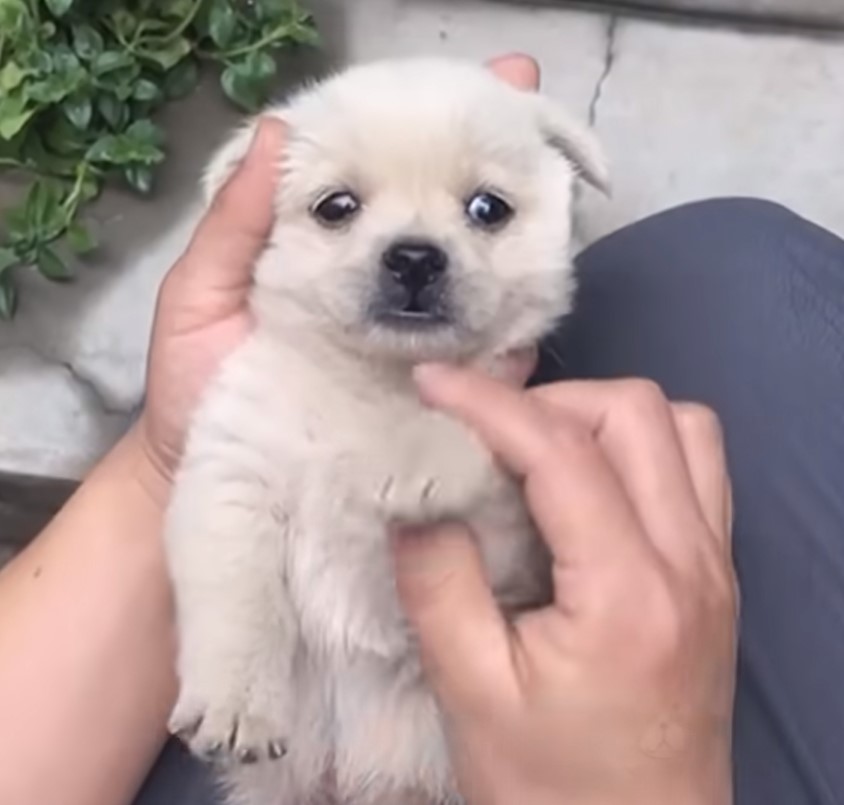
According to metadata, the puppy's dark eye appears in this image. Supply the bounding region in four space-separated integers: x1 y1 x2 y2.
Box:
312 191 361 226
465 192 514 229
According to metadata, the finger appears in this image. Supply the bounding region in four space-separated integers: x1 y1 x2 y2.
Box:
672 403 733 549
173 117 286 295
413 364 650 572
530 380 709 568
486 53 541 91
392 522 517 710
487 346 538 388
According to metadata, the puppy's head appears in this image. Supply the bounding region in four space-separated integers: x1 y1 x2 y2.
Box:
206 57 608 362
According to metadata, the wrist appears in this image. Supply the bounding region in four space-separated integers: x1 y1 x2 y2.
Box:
89 422 173 517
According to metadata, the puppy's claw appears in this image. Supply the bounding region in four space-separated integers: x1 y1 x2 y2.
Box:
201 740 224 760
268 740 287 760
237 747 259 764
169 716 202 742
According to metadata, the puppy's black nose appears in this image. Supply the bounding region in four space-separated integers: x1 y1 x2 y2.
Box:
382 240 448 293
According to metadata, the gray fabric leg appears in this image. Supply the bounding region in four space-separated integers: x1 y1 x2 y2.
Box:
536 198 844 805
134 738 220 805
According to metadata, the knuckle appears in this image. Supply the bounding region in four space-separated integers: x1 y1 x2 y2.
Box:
616 378 669 418
674 402 724 445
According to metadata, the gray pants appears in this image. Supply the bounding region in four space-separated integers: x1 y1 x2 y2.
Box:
137 199 844 805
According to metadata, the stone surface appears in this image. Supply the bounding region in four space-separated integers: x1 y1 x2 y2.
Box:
578 17 844 244
1 0 844 480
600 0 844 24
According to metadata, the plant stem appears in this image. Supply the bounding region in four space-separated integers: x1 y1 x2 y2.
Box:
0 158 46 177
145 0 206 45
199 23 292 60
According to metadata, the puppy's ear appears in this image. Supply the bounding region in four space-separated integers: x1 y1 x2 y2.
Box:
534 97 610 195
202 112 285 205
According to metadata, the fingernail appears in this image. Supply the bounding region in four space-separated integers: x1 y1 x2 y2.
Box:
248 117 284 159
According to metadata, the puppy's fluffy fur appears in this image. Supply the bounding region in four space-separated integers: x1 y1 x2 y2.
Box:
165 57 608 805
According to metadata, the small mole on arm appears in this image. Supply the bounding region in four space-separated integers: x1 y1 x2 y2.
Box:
33 566 43 579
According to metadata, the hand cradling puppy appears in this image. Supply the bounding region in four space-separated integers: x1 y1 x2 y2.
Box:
163 56 608 805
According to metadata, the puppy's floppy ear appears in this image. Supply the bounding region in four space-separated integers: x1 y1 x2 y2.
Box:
533 96 610 195
203 111 285 205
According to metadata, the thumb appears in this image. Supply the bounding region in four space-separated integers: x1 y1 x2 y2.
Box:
171 117 286 299
393 522 517 710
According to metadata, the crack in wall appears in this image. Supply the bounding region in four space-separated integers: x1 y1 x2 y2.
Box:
589 14 619 127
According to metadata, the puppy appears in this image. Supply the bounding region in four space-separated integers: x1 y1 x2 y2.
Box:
164 56 608 805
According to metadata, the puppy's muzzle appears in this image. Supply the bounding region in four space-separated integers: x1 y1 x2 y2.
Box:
374 239 450 326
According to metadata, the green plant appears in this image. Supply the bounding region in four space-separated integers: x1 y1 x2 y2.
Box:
0 0 317 318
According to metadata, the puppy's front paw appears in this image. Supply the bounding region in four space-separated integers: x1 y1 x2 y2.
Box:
376 446 495 523
170 679 292 765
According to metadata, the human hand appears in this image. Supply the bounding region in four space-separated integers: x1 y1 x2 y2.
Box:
394 367 738 805
136 117 285 496
133 53 540 503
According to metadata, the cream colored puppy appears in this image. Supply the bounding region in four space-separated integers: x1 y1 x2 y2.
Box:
164 57 608 805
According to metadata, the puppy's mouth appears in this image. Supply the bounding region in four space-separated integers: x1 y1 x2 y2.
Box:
370 286 453 330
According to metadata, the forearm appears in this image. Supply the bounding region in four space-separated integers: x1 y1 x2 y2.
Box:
0 428 176 805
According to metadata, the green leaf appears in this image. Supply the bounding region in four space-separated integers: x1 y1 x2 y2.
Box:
37 247 73 281
162 0 197 18
125 118 164 147
92 50 135 76
0 107 35 140
26 67 85 105
72 23 104 61
86 131 164 166
288 20 320 47
221 52 276 112
85 134 126 163
138 36 191 71
132 78 162 103
163 58 199 100
124 164 153 194
0 0 26 36
110 8 137 40
0 248 19 275
28 50 54 75
24 180 67 238
209 0 238 48
41 116 91 157
62 92 93 130
4 204 30 245
96 94 129 130
0 61 26 92
0 276 18 319
66 221 98 254
51 44 81 73
44 0 74 17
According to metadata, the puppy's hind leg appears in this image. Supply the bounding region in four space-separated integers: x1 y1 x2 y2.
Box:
165 445 299 766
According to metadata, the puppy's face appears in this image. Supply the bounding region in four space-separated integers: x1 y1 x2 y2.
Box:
209 58 608 362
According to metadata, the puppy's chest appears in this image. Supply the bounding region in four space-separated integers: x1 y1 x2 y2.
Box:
289 397 507 659
304 399 499 526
